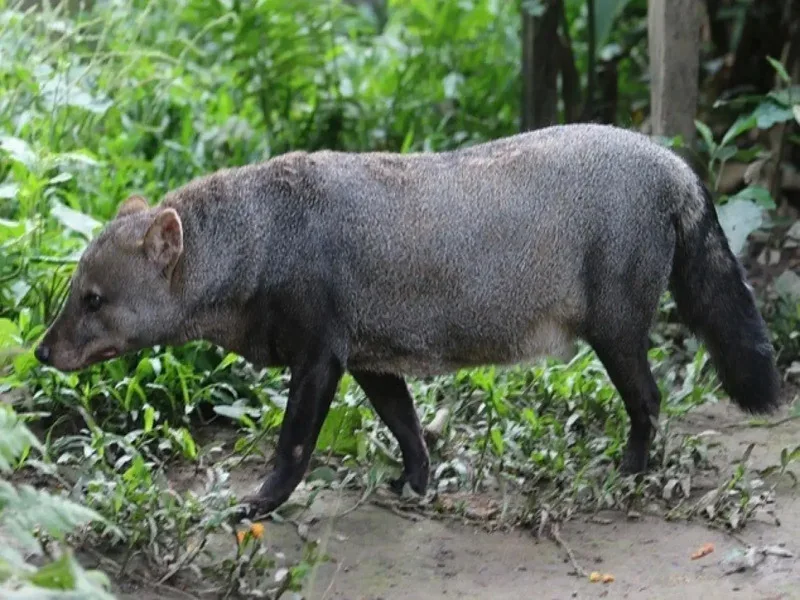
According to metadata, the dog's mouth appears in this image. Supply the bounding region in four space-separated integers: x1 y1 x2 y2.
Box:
90 346 119 362
41 336 123 372
66 346 119 370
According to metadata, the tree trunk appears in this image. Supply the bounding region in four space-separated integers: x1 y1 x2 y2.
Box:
597 59 619 124
703 0 731 55
647 0 701 146
521 0 562 131
727 0 787 96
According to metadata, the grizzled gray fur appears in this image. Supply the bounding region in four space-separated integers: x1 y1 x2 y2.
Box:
36 123 781 520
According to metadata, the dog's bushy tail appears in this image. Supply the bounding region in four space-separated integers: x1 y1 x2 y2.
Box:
669 177 781 414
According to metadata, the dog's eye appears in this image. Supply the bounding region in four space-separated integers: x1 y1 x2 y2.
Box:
83 293 103 312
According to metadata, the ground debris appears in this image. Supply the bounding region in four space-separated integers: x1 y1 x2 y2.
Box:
690 542 715 560
721 544 795 575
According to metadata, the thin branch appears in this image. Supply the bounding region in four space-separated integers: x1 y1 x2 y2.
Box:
550 522 587 578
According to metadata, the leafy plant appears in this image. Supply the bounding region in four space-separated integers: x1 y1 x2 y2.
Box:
0 405 115 598
0 0 797 596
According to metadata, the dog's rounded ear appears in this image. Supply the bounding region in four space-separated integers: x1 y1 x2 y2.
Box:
142 208 183 278
116 195 149 219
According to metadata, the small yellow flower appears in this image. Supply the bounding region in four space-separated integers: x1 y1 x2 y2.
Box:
589 572 601 582
250 523 265 539
236 530 247 544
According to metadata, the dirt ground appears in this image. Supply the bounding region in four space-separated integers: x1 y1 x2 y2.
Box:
110 397 800 600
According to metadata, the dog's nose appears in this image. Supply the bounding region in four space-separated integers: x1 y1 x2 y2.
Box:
34 344 51 364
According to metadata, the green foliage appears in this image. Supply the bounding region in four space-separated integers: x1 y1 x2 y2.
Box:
0 0 796 596
0 405 115 598
593 0 635 51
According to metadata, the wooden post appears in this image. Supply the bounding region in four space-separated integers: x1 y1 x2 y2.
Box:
647 0 701 145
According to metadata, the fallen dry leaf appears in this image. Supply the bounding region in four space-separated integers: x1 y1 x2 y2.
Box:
691 543 715 560
601 574 615 583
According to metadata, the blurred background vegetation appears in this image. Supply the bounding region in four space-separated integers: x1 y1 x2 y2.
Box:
0 0 798 597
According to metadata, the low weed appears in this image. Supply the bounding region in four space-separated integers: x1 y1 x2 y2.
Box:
1 0 798 597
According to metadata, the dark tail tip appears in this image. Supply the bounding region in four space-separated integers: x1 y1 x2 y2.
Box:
711 334 782 415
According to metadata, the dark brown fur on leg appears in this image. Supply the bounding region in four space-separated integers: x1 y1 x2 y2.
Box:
590 340 661 474
351 371 430 495
240 349 343 520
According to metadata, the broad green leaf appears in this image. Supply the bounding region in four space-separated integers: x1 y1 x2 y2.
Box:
0 219 25 243
0 481 105 547
316 405 362 456
490 427 504 456
212 404 252 421
166 427 197 460
179 428 197 459
213 352 240 373
794 105 800 125
39 78 113 115
49 200 102 239
727 185 776 210
750 101 794 129
306 465 337 484
716 198 763 256
720 114 756 147
0 136 36 168
143 404 155 433
694 120 715 152
768 86 800 106
714 145 737 162
594 0 633 51
52 151 100 168
0 407 43 473
48 172 72 185
13 349 39 379
0 182 18 199
27 553 75 590
0 319 20 349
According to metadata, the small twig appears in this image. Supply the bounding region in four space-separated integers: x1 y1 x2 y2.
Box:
704 520 751 548
370 498 422 521
85 548 200 600
331 486 375 519
722 415 800 430
319 555 346 600
473 409 494 492
158 537 208 585
368 434 402 466
271 566 295 600
116 542 138 578
550 522 587 578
